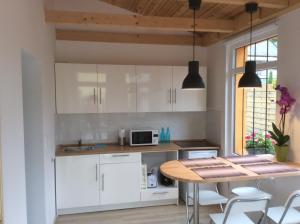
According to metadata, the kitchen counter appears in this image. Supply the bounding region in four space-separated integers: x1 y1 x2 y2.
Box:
56 140 220 157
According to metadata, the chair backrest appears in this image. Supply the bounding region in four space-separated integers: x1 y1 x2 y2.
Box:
223 196 271 224
279 190 300 224
284 190 300 208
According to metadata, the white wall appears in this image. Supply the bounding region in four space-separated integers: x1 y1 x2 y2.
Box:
56 112 207 145
206 43 227 151
0 1 56 224
278 9 300 163
56 41 207 66
22 51 46 224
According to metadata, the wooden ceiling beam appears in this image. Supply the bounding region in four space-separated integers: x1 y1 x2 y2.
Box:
45 10 234 33
201 0 300 46
56 29 203 46
177 0 289 9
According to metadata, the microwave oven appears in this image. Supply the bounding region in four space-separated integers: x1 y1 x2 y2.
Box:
129 129 159 146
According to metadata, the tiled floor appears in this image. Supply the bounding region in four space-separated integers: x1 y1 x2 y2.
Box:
56 204 220 224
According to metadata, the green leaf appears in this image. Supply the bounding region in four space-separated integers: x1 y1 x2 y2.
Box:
272 123 283 138
269 131 280 142
282 135 290 146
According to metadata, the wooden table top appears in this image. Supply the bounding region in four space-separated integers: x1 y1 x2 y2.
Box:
160 155 300 183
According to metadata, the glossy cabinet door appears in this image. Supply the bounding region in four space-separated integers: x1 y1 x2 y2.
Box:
172 66 207 112
55 63 98 114
136 66 173 112
97 65 137 113
56 155 100 209
100 162 141 205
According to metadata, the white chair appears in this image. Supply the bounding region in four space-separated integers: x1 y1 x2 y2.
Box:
231 180 272 198
186 184 228 224
209 196 271 224
266 190 300 224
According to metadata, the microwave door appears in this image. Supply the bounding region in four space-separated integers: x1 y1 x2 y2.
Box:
132 131 153 145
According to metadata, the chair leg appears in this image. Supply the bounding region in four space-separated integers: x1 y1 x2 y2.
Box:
227 182 231 198
186 193 190 224
215 185 224 212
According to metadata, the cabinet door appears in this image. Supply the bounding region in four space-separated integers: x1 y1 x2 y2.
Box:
136 66 173 112
172 66 207 112
100 163 141 205
97 65 136 113
55 63 98 114
56 155 100 209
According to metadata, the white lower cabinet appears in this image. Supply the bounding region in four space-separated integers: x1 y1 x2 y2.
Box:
100 162 141 205
56 155 100 209
56 152 177 214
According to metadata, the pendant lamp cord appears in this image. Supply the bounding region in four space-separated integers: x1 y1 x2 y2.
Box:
250 9 253 57
193 8 196 61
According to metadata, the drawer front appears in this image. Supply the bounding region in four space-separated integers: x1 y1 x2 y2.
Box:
189 150 218 159
141 188 178 201
100 152 141 164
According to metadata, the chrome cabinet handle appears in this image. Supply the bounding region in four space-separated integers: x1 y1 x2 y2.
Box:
93 88 96 104
101 174 104 191
96 164 98 181
111 154 130 157
169 88 172 104
99 88 102 104
174 88 177 104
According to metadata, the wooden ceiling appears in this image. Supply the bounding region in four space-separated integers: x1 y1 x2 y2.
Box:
46 0 300 46
100 0 244 19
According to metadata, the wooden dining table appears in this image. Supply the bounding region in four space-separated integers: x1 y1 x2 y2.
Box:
160 155 300 224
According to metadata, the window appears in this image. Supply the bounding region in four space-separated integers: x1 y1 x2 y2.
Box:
234 36 278 155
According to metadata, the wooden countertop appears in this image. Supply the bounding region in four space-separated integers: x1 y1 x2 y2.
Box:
160 155 300 184
56 141 220 157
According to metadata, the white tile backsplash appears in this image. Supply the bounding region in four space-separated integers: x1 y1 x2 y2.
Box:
56 112 206 144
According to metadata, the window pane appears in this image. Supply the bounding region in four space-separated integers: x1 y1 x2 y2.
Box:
234 37 278 155
246 44 256 61
268 37 278 57
256 40 268 63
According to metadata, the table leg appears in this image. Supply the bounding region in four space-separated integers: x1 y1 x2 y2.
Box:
193 183 199 224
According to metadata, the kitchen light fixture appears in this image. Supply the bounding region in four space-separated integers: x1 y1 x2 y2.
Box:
238 2 262 88
182 0 205 89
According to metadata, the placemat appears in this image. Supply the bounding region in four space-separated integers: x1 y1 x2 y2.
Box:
180 158 225 168
242 162 299 175
225 156 272 165
191 166 247 179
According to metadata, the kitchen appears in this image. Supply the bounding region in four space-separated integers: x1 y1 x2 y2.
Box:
2 0 300 224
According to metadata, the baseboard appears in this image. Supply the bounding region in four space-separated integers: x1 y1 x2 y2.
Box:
57 199 178 215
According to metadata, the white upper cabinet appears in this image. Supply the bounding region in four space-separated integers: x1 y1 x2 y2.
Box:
136 65 173 112
97 65 136 113
172 66 207 112
55 63 98 114
55 63 207 114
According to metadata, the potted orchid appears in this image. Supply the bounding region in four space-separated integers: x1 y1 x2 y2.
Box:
269 85 296 162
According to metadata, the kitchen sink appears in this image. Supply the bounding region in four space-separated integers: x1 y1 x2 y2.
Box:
63 145 96 152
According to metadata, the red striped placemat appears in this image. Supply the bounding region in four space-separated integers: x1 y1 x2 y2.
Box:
225 156 272 165
180 158 225 168
191 166 247 179
242 163 299 175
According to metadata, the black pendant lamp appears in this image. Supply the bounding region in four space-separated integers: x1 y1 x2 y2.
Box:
238 2 262 88
182 0 205 89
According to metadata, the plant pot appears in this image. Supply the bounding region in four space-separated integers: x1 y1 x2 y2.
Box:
274 145 289 162
246 147 267 155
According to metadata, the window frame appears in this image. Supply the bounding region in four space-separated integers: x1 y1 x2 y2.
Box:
223 24 278 156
